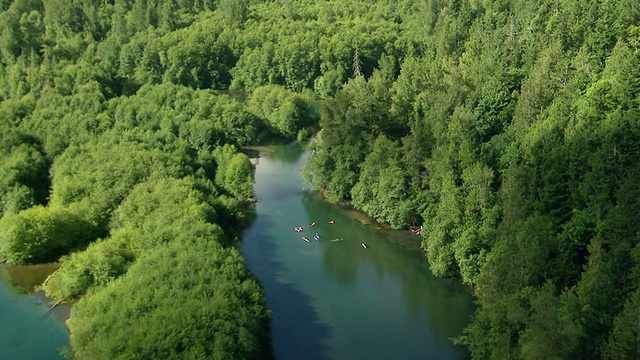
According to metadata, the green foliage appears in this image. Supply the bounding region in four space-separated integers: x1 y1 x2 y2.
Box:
0 205 97 264
48 134 187 229
43 234 134 301
161 16 236 89
351 135 411 229
2 0 640 358
422 172 461 278
210 94 261 146
313 65 346 98
218 0 249 25
603 286 640 360
67 237 271 360
247 85 312 139
0 129 49 215
212 144 254 200
43 173 249 302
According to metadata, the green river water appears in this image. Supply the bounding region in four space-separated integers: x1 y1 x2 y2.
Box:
240 142 475 360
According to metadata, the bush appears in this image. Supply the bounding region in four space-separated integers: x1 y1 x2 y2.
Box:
0 205 97 264
68 238 272 360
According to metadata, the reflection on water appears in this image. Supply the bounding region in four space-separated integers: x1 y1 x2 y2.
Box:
241 142 475 360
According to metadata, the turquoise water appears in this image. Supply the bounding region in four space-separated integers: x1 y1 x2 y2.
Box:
0 270 69 359
241 143 475 360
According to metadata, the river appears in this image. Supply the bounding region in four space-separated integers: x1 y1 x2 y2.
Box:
0 141 474 360
241 142 475 360
0 267 69 359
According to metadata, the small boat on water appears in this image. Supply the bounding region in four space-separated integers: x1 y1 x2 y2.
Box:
302 236 310 242
310 222 317 227
295 227 303 232
313 233 320 241
328 220 335 224
330 238 344 242
361 242 368 249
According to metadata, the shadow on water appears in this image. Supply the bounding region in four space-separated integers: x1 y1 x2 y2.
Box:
241 142 331 360
269 143 306 164
243 142 306 165
242 214 331 360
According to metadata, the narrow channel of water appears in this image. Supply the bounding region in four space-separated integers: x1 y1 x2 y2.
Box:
0 268 69 359
241 142 475 360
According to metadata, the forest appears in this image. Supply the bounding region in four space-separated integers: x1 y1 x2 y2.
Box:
1 0 639 359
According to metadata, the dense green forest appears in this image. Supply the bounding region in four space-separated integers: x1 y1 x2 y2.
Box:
1 0 639 358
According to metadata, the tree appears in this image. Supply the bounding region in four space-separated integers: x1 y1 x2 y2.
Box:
422 171 461 278
43 234 134 301
67 237 272 360
213 144 254 200
247 85 311 139
218 0 249 25
602 286 640 360
519 281 580 359
0 131 50 216
351 135 412 228
0 205 97 264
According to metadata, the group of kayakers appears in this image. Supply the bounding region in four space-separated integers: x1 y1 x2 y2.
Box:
294 220 421 249
293 220 368 249
294 220 336 243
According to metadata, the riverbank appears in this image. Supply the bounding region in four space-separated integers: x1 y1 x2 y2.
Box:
302 189 425 254
341 205 424 252
32 290 71 325
4 263 59 292
2 264 71 324
0 266 70 359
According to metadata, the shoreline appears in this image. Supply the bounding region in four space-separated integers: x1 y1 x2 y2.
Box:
304 190 425 255
1 264 71 327
32 290 72 326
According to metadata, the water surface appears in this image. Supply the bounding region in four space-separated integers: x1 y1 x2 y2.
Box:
241 143 475 360
0 268 69 359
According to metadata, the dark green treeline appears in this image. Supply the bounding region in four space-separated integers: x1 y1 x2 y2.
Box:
1 0 639 358
301 1 640 359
